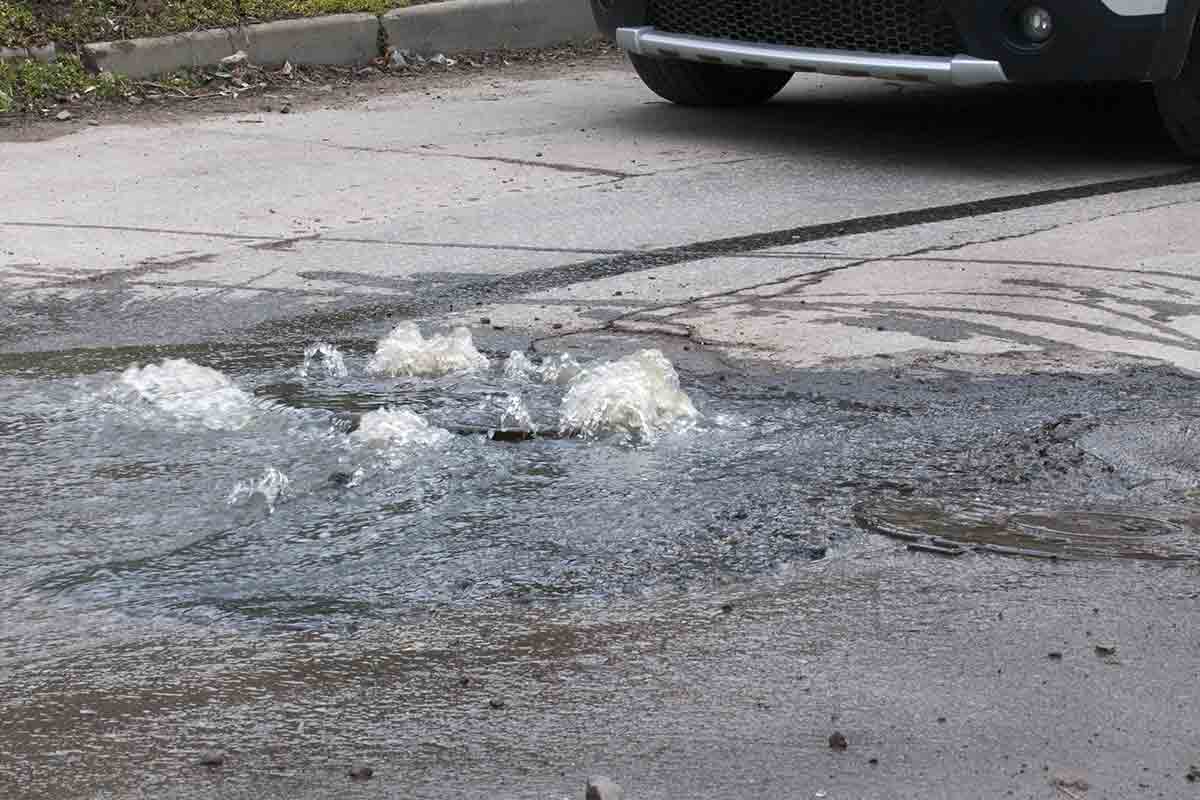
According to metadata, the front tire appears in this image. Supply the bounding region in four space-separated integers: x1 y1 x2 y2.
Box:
1155 23 1200 157
629 54 793 106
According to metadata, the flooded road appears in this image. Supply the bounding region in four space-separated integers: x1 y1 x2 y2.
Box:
4 53 1200 800
4 325 1200 798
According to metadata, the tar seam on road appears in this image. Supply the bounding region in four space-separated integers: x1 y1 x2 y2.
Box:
255 167 1200 338
495 168 1200 296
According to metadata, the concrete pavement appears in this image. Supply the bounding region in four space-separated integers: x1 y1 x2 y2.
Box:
3 61 1196 364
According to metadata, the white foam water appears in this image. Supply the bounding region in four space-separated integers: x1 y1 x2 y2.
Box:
559 349 699 439
351 407 452 448
503 351 537 381
110 359 258 430
503 351 583 386
299 342 348 379
500 394 537 434
227 466 290 514
366 323 488 378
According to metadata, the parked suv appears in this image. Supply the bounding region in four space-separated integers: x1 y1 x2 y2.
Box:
589 0 1200 156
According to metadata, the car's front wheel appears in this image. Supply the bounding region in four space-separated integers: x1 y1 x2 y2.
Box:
1155 23 1200 157
629 54 793 106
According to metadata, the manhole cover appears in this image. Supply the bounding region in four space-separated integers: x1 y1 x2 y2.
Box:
854 501 1198 561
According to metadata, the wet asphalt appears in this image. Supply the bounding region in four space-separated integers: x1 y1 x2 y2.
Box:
3 54 1200 800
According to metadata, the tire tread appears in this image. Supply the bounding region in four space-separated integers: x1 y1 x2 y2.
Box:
1156 23 1200 158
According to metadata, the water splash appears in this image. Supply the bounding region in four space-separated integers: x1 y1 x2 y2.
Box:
109 359 257 430
504 351 583 385
500 394 537 434
503 351 536 381
366 323 488 377
351 407 451 448
559 349 698 439
299 343 348 379
227 466 290 514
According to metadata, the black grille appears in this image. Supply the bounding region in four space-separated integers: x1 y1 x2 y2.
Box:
646 0 966 57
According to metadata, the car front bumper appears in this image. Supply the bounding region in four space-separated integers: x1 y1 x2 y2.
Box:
616 26 1008 86
596 0 1200 84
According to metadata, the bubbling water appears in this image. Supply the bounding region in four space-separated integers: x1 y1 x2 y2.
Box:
504 351 583 385
351 407 452 448
500 394 537 433
299 342 348 379
109 358 259 430
559 349 699 439
366 323 488 378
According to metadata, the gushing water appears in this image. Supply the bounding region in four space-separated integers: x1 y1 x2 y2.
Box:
298 342 348 379
107 358 258 430
559 349 699 439
500 394 537 433
351 407 452 448
227 466 291 514
504 350 583 385
366 323 488 377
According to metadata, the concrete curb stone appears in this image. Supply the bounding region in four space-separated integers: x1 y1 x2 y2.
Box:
76 0 598 79
381 0 597 55
83 29 249 77
244 13 380 68
1 43 56 63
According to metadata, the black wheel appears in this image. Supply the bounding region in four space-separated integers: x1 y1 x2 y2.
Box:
629 53 793 106
1155 24 1200 157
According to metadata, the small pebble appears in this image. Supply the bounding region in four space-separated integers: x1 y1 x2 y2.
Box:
1095 644 1117 657
55 110 73 121
828 731 848 751
197 750 226 767
1048 651 1063 661
479 317 491 325
488 697 506 709
348 763 374 781
280 103 292 114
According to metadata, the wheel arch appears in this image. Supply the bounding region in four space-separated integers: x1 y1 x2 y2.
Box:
588 0 649 39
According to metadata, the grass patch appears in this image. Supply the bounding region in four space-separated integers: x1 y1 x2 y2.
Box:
0 1 39 46
0 54 129 111
241 0 404 21
0 0 426 49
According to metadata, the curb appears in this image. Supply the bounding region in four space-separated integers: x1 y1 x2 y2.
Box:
0 43 56 64
382 0 596 55
78 0 597 79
